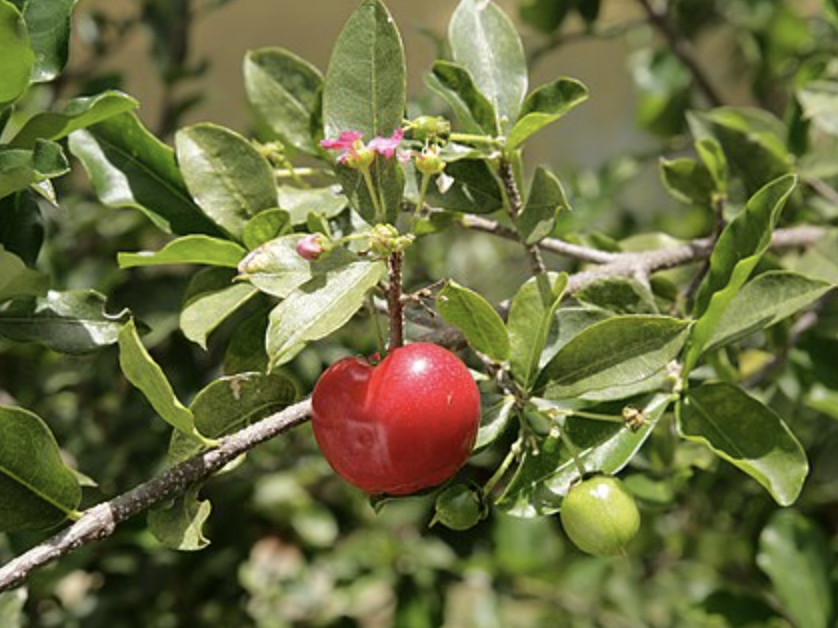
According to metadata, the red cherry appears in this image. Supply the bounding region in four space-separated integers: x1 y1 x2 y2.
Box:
311 342 481 495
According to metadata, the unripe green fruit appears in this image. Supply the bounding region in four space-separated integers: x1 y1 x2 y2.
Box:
432 484 484 531
560 475 640 556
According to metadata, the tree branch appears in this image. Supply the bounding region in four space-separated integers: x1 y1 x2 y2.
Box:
497 159 548 275
0 398 313 594
0 224 826 593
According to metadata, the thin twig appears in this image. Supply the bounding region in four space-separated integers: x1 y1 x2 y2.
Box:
498 159 547 275
0 398 313 594
635 0 725 108
387 250 405 350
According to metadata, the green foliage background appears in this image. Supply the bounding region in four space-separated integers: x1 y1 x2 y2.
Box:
1 0 838 627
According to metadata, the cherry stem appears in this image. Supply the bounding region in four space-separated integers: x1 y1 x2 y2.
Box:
387 250 405 350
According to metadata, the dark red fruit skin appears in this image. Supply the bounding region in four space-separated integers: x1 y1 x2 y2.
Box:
311 343 481 495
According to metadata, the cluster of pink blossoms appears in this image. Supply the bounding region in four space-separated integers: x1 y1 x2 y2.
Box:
320 128 406 166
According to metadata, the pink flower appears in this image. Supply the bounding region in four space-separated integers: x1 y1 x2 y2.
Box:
320 128 405 167
296 234 326 261
367 128 405 159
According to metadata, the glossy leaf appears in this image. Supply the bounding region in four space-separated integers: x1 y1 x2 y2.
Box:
0 405 81 532
321 0 405 224
244 47 323 154
707 271 833 351
11 91 138 149
180 268 258 349
540 306 613 369
266 258 385 368
170 372 297 463
118 235 246 269
17 0 77 82
175 123 278 240
695 137 728 192
517 167 569 244
242 209 292 250
659 157 715 205
497 394 670 517
0 0 34 108
475 393 516 452
688 108 791 195
508 78 588 148
536 315 690 401
429 61 498 135
422 158 504 214
0 139 70 199
449 0 527 130
238 236 361 299
757 510 833 628
0 245 48 302
508 272 568 390
277 186 347 224
684 174 796 374
0 289 130 354
148 485 211 551
438 280 510 362
677 382 808 506
118 320 207 444
69 112 224 236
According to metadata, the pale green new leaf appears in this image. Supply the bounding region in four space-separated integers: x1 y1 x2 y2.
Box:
508 77 588 148
0 405 81 532
118 235 246 269
18 0 77 82
0 245 48 303
677 382 808 506
267 259 385 368
0 0 34 108
148 485 212 551
180 268 258 349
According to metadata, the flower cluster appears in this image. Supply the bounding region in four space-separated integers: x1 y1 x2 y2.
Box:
321 129 405 168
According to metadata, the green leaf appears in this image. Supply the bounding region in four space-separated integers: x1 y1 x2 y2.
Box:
239 234 337 298
0 245 48 302
175 123 278 241
180 268 258 349
449 0 527 130
438 280 510 362
688 108 791 196
508 78 588 148
277 185 347 224
475 393 516 452
707 271 833 351
541 306 613 368
321 0 406 224
684 174 797 374
244 47 323 154
508 272 568 390
0 139 70 199
757 510 833 628
0 405 81 532
695 137 728 193
223 307 270 375
68 112 225 237
17 0 77 82
428 61 498 135
148 485 212 551
118 235 246 269
659 157 715 205
575 277 660 315
797 79 838 137
536 315 690 401
322 0 405 141
677 382 808 506
170 372 297 463
0 289 130 354
266 258 385 368
519 0 572 33
0 191 44 266
118 320 209 444
0 0 34 108
497 393 670 517
422 158 504 214
242 208 292 250
516 167 568 244
11 91 138 149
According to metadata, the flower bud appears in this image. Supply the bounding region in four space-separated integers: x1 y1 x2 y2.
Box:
296 234 326 261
